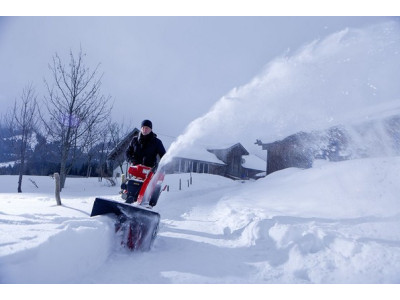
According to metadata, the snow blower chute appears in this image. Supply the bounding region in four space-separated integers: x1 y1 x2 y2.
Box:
90 164 165 251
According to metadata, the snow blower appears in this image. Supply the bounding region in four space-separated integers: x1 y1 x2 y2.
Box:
91 164 165 251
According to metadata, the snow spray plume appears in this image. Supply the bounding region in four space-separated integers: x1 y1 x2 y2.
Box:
161 20 400 170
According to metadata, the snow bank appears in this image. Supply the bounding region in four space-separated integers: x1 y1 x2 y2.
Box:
0 217 114 283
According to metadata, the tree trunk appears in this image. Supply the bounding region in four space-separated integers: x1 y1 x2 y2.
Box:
59 141 70 190
60 165 67 190
60 158 67 190
17 138 27 193
54 172 62 205
86 164 92 177
17 173 23 193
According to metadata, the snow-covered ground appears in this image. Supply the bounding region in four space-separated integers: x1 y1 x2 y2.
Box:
1 155 400 286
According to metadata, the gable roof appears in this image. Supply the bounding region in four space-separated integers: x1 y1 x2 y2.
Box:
169 142 225 165
208 142 249 155
107 128 139 161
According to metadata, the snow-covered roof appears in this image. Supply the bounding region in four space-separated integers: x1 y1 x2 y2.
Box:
241 154 266 171
208 142 248 155
173 146 225 165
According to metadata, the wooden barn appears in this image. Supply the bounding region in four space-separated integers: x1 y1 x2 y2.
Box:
256 114 400 175
256 132 315 175
255 128 351 175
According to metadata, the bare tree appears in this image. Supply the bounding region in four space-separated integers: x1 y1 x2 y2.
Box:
42 48 112 190
82 116 110 178
82 126 97 178
6 84 39 192
97 122 111 181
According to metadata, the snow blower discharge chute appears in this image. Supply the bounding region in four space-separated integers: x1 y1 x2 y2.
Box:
90 164 166 251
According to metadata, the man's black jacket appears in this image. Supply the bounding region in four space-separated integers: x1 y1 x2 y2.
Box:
125 132 166 168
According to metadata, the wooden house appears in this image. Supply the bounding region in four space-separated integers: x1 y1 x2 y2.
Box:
164 142 265 180
208 143 265 179
163 146 226 176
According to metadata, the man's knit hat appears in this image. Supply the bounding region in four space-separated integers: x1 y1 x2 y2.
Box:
141 119 152 129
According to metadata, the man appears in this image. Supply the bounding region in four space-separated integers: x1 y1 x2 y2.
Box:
126 119 166 168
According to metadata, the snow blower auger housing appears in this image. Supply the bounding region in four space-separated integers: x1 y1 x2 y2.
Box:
90 164 165 251
90 197 160 251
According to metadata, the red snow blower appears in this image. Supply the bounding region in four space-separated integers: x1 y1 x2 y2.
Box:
90 164 166 251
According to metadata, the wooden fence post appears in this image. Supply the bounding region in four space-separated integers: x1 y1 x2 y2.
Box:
54 172 62 206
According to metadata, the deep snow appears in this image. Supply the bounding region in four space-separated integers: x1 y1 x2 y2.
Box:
1 156 400 285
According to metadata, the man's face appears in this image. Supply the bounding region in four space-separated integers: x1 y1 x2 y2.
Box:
141 126 152 135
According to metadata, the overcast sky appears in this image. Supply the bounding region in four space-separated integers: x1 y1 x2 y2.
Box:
0 16 392 139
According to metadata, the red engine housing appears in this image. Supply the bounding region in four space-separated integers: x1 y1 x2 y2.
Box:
128 164 152 180
126 164 165 205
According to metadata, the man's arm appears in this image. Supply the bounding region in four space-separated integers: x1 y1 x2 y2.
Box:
157 140 166 159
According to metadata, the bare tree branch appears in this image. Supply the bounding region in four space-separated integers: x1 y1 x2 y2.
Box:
5 84 39 192
42 48 112 189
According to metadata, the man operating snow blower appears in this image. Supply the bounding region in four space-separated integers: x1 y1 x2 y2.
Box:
90 119 167 251
123 119 166 207
126 119 166 171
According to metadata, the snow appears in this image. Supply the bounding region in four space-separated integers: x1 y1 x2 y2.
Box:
1 156 400 286
0 161 16 168
2 21 400 298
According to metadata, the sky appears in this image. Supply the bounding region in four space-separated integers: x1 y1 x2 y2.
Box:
0 15 394 140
